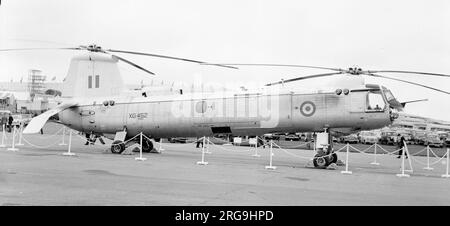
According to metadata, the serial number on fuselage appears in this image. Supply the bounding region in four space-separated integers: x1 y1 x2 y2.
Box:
129 113 148 119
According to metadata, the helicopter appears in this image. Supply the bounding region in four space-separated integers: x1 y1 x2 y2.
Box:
1 44 449 169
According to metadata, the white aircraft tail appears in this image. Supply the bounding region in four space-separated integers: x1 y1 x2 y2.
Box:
61 52 125 98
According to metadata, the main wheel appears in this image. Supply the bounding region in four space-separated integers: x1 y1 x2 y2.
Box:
142 138 154 153
329 153 338 164
313 154 331 169
111 140 125 154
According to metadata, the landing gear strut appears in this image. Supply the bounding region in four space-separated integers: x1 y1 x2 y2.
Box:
312 130 338 169
110 133 156 154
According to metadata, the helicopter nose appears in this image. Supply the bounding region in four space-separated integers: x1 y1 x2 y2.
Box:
389 109 399 121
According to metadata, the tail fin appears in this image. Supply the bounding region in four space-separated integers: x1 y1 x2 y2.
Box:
23 101 78 134
61 52 125 98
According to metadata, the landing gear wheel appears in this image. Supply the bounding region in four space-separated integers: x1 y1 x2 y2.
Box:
142 138 154 153
329 153 338 164
313 154 331 169
111 140 125 154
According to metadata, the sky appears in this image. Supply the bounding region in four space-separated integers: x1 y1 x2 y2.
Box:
0 0 449 121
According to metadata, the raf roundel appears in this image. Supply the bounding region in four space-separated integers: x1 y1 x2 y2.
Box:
300 101 316 117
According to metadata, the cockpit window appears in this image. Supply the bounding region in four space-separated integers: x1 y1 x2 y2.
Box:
384 89 395 102
366 90 385 111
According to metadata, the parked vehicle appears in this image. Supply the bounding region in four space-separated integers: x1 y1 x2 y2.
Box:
396 130 414 145
411 130 427 145
424 133 444 148
285 134 300 141
12 114 33 127
168 137 187 143
379 131 398 145
359 131 379 144
437 132 450 147
339 134 359 144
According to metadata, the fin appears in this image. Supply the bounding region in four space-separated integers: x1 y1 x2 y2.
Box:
23 102 78 134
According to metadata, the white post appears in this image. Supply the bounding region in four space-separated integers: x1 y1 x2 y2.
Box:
197 136 208 165
7 126 18 151
62 129 76 156
423 146 433 170
205 137 211 154
370 143 380 165
442 148 450 178
405 142 413 173
135 132 147 161
16 123 24 146
265 140 277 170
396 146 410 177
158 138 165 152
59 126 67 146
0 124 7 148
341 143 352 174
253 136 260 157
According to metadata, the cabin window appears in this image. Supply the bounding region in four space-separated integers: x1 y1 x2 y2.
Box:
366 91 385 112
196 101 207 114
88 76 92 89
95 75 100 88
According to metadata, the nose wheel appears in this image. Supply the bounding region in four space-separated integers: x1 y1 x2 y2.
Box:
111 140 125 154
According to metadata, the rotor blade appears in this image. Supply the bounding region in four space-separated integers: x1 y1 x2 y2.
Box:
106 49 237 69
201 63 342 72
265 72 343 86
366 70 450 78
368 73 450 95
111 54 155 75
400 99 428 108
0 47 81 52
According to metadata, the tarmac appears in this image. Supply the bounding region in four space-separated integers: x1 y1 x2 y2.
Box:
0 123 449 206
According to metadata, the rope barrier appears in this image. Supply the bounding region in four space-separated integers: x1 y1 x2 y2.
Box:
26 126 65 140
428 147 443 159
21 136 63 149
206 139 255 153
270 142 317 160
158 137 204 148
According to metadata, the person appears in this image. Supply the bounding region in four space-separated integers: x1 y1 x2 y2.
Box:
397 135 408 159
8 114 13 133
375 104 381 110
0 114 6 131
85 133 96 145
257 137 266 149
196 137 203 148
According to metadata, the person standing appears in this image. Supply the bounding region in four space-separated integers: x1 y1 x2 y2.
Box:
196 137 203 148
397 135 408 159
0 114 6 131
8 114 13 133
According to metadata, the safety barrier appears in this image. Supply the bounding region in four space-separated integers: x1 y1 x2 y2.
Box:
3 126 450 179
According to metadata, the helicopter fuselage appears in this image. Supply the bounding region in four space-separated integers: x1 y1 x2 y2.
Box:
58 88 393 140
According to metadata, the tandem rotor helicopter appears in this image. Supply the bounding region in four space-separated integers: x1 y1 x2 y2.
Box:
1 44 449 169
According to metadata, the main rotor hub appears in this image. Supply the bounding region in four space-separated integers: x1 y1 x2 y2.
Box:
86 44 103 52
347 67 363 75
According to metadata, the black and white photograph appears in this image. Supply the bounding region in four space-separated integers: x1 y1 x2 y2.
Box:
0 0 450 217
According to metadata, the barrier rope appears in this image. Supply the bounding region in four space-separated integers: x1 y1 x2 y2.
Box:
273 141 313 149
25 126 65 140
409 147 428 157
373 144 403 155
410 151 448 166
428 147 445 159
21 136 63 149
158 137 204 148
206 139 254 153
270 142 317 160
